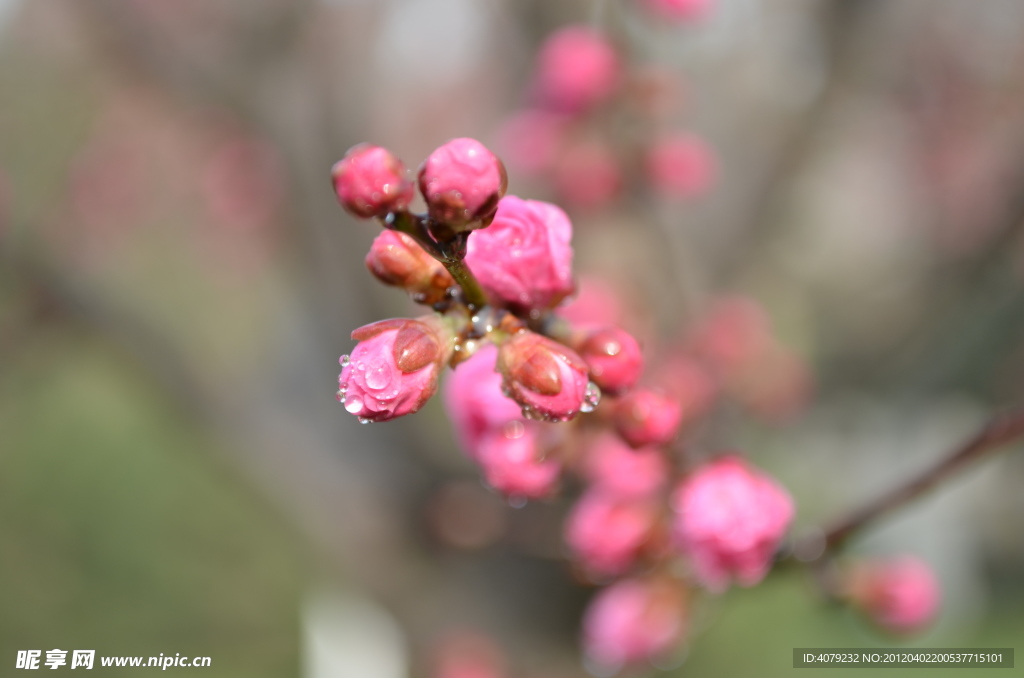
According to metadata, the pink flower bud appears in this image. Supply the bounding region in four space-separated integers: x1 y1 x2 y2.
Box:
577 327 644 395
465 196 575 310
638 0 714 23
645 132 717 199
566 490 659 576
690 296 772 376
497 331 597 422
553 140 621 210
559 276 625 329
533 26 621 115
845 556 940 634
476 425 560 499
671 456 793 591
338 316 453 423
614 388 683 448
494 109 567 176
332 144 414 219
443 344 525 458
418 138 507 231
365 230 456 305
584 433 668 499
582 578 686 669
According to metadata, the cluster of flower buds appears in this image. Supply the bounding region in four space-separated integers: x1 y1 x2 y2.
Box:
495 20 717 211
331 133 935 675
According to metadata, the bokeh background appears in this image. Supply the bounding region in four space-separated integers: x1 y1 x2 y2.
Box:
2 0 1024 676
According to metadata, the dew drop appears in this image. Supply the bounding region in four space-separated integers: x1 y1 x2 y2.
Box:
344 395 364 414
365 361 390 389
357 362 366 371
508 496 528 509
357 416 373 425
340 355 350 367
580 381 602 413
503 420 525 439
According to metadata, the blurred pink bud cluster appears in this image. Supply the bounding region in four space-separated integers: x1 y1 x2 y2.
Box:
844 556 941 634
495 23 718 211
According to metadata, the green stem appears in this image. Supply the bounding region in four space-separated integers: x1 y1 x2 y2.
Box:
385 211 490 311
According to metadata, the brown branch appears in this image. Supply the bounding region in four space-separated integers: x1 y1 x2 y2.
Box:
802 405 1024 558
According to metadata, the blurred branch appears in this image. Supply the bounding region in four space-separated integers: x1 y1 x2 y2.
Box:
716 0 881 284
795 404 1024 559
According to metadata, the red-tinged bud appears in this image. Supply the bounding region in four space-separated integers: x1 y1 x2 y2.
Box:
497 331 598 422
645 132 717 199
476 425 560 499
844 556 941 635
332 144 414 219
614 388 683 448
671 455 793 591
533 26 621 115
577 327 644 395
582 577 687 670
365 230 455 305
337 316 454 423
638 0 714 23
566 490 659 577
584 433 668 499
418 138 507 231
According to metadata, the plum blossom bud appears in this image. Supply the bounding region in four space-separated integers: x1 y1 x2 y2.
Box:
533 26 620 115
566 490 659 576
553 140 621 210
584 433 667 499
646 132 717 199
582 578 687 669
465 196 574 310
495 109 567 176
845 556 940 634
559 276 625 329
614 388 683 448
497 331 597 422
577 327 644 395
443 344 525 458
338 316 454 423
638 0 714 23
365 230 455 305
672 456 794 591
476 424 560 499
419 138 507 231
332 144 414 218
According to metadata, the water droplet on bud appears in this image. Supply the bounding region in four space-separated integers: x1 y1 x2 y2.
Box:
580 381 602 413
357 416 373 424
508 496 527 509
340 355 350 367
344 395 364 414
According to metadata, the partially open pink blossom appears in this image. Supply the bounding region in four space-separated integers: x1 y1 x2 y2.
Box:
465 196 574 311
365 230 455 306
577 327 644 395
645 132 717 199
494 109 567 176
533 26 621 115
566 490 659 576
614 388 683 448
443 344 525 458
582 578 686 668
638 0 714 23
332 144 414 219
584 434 668 499
338 316 453 422
419 138 507 230
671 455 794 591
553 140 622 210
559 276 625 329
846 556 941 634
497 330 595 422
476 425 560 499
